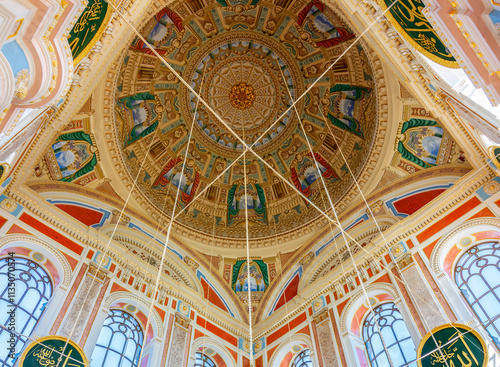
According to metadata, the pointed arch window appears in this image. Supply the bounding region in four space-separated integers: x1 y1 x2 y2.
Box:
291 349 313 367
91 309 144 367
362 302 416 367
194 352 216 367
0 257 53 366
455 242 500 348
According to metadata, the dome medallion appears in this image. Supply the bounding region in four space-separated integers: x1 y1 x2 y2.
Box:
183 34 303 155
113 1 381 245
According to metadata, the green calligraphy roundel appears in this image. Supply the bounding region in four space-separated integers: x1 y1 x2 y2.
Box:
417 323 487 367
68 0 112 64
19 336 88 367
378 0 458 68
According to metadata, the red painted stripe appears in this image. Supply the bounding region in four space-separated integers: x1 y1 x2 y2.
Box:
337 298 349 316
20 213 84 255
50 264 87 334
423 238 440 259
329 308 348 367
110 282 128 293
196 316 238 346
469 207 495 219
266 312 307 345
80 277 110 346
0 215 7 229
6 224 31 235
416 197 481 243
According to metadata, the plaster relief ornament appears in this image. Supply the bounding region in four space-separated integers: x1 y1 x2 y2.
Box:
112 1 383 245
14 69 30 99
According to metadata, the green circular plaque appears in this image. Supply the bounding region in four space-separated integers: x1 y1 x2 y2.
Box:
19 336 88 367
417 323 487 367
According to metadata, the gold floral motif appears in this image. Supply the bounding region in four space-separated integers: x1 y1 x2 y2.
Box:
229 83 255 110
0 198 16 213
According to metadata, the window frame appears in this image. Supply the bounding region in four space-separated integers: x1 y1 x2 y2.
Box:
0 256 53 367
194 351 217 367
291 348 313 367
361 301 416 367
454 241 500 350
90 309 145 367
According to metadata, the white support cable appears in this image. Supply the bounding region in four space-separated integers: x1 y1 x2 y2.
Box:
136 67 208 366
243 129 255 366
279 67 395 367
40 0 496 364
316 108 481 362
54 107 162 367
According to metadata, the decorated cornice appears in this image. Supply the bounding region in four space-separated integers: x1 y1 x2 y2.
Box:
97 26 391 249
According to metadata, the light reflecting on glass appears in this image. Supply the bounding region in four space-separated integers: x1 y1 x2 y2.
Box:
0 257 52 367
362 302 416 367
455 242 500 347
91 310 144 367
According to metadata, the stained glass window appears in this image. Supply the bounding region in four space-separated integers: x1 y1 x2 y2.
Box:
0 257 53 366
291 349 313 367
362 302 416 367
455 242 500 348
91 309 144 367
194 352 216 367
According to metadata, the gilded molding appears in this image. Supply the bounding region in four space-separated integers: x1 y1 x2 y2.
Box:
102 291 165 337
430 217 500 275
0 234 72 289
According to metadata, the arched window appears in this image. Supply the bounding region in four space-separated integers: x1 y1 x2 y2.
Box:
291 349 313 367
0 257 53 366
194 352 216 367
455 242 500 347
91 309 144 367
362 302 416 367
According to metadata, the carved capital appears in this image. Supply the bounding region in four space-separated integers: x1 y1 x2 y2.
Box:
313 308 329 325
300 251 315 267
174 312 191 329
183 256 199 271
87 262 108 282
395 253 414 271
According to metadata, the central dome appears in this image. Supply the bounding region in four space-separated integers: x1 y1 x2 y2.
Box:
183 33 303 156
112 1 381 245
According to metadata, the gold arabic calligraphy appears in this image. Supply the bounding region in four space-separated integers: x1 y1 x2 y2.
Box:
32 346 81 367
69 0 105 56
429 332 480 367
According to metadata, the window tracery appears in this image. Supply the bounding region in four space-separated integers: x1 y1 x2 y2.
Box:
291 349 313 367
90 309 144 367
0 257 53 366
194 352 217 367
455 241 500 348
362 302 416 367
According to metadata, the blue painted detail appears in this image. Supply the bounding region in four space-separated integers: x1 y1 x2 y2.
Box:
1 41 29 75
386 184 453 218
196 270 235 317
252 337 266 354
315 214 371 255
0 194 22 217
1 177 12 188
93 251 112 269
311 295 326 313
489 10 500 24
47 199 110 228
238 338 247 351
268 267 303 316
315 237 334 256
388 241 408 260
127 222 183 259
176 300 191 317
476 176 500 201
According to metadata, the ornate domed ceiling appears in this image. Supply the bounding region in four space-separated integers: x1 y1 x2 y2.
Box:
112 0 384 243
